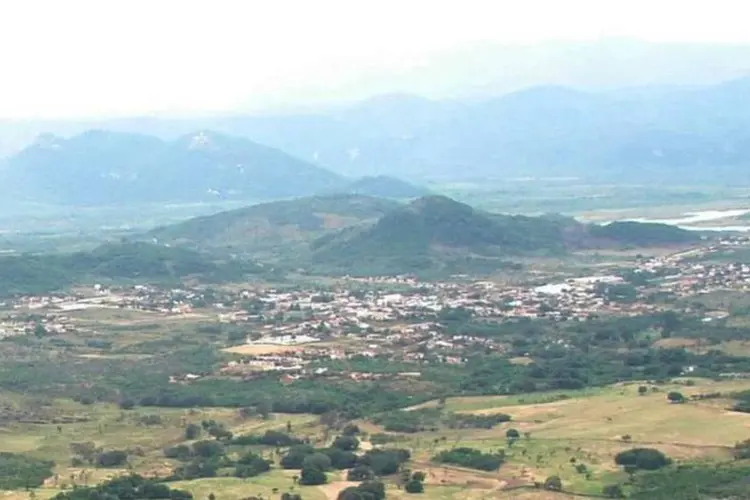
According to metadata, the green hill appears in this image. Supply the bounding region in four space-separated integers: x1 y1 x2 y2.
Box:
589 221 702 246
148 194 402 257
310 196 702 275
0 242 263 296
310 196 571 275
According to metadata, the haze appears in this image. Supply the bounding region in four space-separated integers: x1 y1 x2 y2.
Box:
2 0 750 119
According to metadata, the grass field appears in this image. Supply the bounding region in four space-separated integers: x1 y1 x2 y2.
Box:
383 378 750 497
1 378 749 499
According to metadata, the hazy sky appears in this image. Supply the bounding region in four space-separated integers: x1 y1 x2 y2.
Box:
1 0 749 119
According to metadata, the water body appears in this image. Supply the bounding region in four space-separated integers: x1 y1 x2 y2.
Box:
625 209 750 232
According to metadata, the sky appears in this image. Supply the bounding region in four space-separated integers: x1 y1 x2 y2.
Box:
1 0 749 119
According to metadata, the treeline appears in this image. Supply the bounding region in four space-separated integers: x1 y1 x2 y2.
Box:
372 408 511 433
51 475 192 500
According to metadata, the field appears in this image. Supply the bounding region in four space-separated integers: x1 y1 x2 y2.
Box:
0 378 747 500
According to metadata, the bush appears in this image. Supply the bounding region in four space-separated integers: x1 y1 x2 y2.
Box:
234 452 272 478
164 445 192 461
338 481 385 500
231 430 303 447
433 447 504 471
506 428 521 440
347 465 375 482
281 446 315 469
118 399 136 410
615 448 671 471
332 435 359 451
96 450 128 468
184 423 201 440
323 448 357 470
191 440 224 459
357 449 411 476
405 479 424 494
544 475 562 491
667 391 686 404
303 453 332 472
299 466 327 485
603 484 625 498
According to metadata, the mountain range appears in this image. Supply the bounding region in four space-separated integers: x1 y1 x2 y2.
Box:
3 77 750 187
0 131 425 206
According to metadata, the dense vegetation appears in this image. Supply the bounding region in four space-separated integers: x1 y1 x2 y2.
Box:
51 474 192 500
148 194 401 257
629 463 750 499
0 241 263 296
433 447 505 471
0 452 54 490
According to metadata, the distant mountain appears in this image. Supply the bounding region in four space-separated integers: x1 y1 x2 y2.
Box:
147 194 402 257
343 176 429 198
309 196 701 275
0 130 346 205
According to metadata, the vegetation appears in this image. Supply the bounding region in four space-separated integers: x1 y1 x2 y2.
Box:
0 452 54 490
51 474 192 500
433 447 505 471
614 448 672 471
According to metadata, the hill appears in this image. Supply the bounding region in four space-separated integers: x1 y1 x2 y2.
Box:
0 242 264 296
0 130 345 205
343 175 428 198
310 196 570 275
589 221 703 246
310 196 702 275
147 194 402 257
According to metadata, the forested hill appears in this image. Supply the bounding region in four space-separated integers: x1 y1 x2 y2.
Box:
148 194 403 255
309 195 701 275
0 242 263 296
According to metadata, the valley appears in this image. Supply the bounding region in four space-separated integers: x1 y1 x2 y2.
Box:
0 214 748 499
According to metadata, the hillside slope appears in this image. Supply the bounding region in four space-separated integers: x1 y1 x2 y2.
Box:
310 196 701 275
148 194 402 256
0 130 345 205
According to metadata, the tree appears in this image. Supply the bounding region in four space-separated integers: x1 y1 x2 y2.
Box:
347 465 374 482
411 471 426 482
405 479 424 494
667 391 686 404
543 476 562 491
357 481 385 500
615 448 671 471
602 484 625 498
332 435 359 451
299 467 327 486
185 423 201 440
302 453 331 472
96 450 128 468
506 428 521 441
638 386 648 396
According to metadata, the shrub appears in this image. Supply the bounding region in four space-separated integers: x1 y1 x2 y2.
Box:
332 435 359 451
347 465 375 482
615 448 671 471
405 479 424 493
433 447 504 471
544 475 562 491
603 484 625 498
299 466 327 485
96 450 128 468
